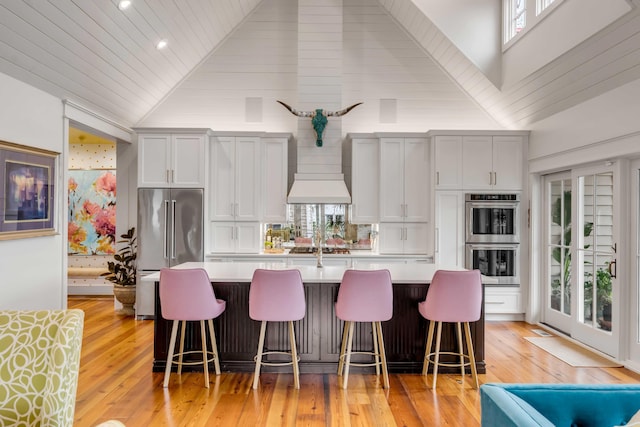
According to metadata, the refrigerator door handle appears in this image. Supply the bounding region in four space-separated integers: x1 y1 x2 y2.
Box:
163 200 169 260
171 199 177 259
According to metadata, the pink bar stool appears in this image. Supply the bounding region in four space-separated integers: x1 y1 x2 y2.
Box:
335 269 393 389
249 269 306 390
419 269 482 389
159 268 226 388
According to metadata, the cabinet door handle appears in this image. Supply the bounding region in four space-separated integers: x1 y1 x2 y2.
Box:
489 171 492 185
163 200 169 259
493 171 497 185
171 169 175 183
166 170 170 183
436 171 440 185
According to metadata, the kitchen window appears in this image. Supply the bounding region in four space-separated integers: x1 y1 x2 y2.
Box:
503 0 564 46
504 0 526 44
264 204 374 249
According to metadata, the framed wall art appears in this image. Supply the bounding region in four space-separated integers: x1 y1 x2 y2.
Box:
68 169 116 255
0 140 58 240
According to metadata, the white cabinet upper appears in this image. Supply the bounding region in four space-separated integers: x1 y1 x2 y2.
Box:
430 132 527 191
378 222 429 255
462 136 524 190
346 135 379 224
379 137 429 222
210 135 261 222
433 136 463 190
262 135 289 223
137 130 207 188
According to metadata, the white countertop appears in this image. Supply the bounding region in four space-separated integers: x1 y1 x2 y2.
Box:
207 251 432 259
142 261 497 285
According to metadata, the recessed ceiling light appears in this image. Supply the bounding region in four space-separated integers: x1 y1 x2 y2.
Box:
156 39 168 50
118 1 131 10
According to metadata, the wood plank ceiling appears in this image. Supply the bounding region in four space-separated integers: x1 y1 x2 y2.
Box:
0 0 261 126
0 0 638 129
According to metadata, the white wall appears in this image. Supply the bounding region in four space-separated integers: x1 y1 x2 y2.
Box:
529 78 640 173
0 72 66 310
412 0 502 86
502 0 631 88
138 0 498 133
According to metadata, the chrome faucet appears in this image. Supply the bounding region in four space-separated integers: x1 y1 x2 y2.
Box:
314 227 323 268
316 244 323 268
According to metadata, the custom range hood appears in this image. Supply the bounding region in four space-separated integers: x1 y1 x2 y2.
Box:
285 0 352 205
287 173 351 204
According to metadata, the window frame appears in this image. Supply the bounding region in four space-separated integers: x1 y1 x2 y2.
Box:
503 0 565 50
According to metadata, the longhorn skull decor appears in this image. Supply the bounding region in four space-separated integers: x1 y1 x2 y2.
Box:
277 100 362 147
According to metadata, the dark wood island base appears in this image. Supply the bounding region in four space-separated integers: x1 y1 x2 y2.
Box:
153 280 485 375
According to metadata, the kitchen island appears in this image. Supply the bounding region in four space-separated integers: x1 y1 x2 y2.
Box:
146 262 489 374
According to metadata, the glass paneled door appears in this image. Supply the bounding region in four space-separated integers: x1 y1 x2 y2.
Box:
544 172 573 334
544 165 619 358
572 166 618 357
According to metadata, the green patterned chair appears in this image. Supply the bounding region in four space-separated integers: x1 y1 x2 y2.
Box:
0 310 84 427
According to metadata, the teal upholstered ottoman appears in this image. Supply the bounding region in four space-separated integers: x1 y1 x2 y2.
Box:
481 383 640 427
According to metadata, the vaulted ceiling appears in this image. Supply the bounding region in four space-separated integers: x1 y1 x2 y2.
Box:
1 0 639 132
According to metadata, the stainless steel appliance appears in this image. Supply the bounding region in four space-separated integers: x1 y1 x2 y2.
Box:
465 243 520 285
465 194 519 243
465 194 520 286
136 188 204 318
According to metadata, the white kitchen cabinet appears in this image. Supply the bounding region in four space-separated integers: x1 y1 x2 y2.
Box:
434 191 464 267
462 135 524 191
210 135 261 222
348 136 379 224
378 222 429 255
433 136 463 190
262 135 289 223
492 136 525 191
137 131 207 188
484 287 524 319
379 137 429 222
209 221 261 254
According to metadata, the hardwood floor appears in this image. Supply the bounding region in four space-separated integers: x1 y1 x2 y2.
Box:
70 297 640 427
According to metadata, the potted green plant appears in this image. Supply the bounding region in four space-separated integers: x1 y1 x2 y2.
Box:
550 190 593 313
102 227 137 315
584 266 612 331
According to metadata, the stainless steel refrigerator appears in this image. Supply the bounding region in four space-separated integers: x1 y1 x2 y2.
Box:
136 188 204 318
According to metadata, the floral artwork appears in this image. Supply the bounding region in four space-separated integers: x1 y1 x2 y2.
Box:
68 170 116 255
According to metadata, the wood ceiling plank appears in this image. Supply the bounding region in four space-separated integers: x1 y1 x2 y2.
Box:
1 1 167 103
503 27 640 117
0 7 154 111
74 0 184 88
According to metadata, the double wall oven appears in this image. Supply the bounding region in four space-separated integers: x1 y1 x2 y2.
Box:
465 194 520 286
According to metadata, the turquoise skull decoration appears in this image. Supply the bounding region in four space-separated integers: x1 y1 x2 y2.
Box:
277 100 362 147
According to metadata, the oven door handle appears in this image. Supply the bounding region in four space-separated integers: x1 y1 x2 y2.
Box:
466 201 520 209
